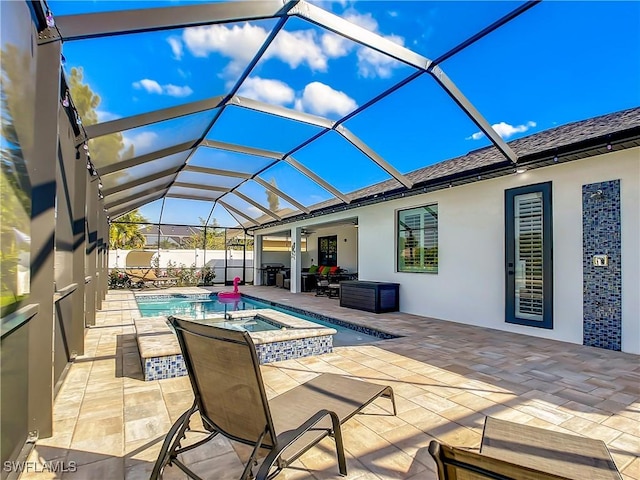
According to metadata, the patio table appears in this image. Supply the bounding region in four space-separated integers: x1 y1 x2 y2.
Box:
481 417 622 479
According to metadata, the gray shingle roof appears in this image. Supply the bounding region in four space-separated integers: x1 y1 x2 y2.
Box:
304 106 640 214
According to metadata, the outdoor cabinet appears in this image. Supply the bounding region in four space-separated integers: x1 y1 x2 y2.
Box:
340 281 400 313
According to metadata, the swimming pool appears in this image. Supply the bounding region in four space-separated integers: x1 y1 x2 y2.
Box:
135 294 393 346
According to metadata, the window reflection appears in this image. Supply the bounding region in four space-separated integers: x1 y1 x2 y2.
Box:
1 8 35 315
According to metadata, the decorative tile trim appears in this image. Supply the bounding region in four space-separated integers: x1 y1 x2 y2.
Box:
143 354 187 381
141 335 333 381
582 180 622 351
255 335 333 364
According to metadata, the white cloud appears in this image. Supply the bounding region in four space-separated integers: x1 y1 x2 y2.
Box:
294 82 357 117
182 23 333 73
132 79 193 98
164 84 193 97
342 8 405 79
95 110 118 123
183 23 268 61
321 32 353 58
179 9 402 80
167 36 183 60
122 131 158 153
133 79 162 94
270 29 328 71
343 9 379 31
357 33 405 78
467 121 537 140
238 77 295 106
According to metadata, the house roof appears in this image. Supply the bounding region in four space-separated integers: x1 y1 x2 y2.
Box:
275 106 640 223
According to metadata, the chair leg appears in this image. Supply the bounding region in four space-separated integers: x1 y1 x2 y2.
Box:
151 402 197 480
329 415 347 476
240 429 268 480
384 386 397 416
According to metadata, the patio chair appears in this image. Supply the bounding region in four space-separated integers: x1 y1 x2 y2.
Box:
428 440 572 480
151 316 396 480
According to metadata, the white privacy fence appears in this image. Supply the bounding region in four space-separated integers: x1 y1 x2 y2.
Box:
108 249 255 284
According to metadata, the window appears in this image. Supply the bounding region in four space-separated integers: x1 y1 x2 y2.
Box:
397 205 438 273
505 182 553 328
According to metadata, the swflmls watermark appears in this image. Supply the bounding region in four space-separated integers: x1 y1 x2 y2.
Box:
3 460 77 473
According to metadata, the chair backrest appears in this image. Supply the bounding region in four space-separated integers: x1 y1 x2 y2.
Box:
428 440 570 480
170 316 277 448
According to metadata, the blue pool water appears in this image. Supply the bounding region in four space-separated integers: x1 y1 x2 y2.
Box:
135 295 389 346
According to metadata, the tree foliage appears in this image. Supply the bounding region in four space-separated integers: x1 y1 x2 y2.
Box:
266 177 280 212
109 211 148 249
183 218 226 250
69 67 134 177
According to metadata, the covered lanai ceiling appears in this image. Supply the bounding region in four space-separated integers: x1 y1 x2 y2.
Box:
47 0 640 228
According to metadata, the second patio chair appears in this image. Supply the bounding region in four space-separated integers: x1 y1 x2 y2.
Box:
428 440 573 480
151 316 396 480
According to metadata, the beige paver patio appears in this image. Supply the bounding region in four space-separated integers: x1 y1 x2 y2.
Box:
21 286 640 479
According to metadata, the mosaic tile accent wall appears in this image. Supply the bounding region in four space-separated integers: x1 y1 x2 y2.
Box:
255 335 333 364
582 180 622 351
144 354 187 381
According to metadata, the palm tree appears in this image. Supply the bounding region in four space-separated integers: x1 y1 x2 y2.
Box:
109 210 148 249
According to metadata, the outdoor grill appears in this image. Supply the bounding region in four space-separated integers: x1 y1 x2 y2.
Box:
260 263 285 286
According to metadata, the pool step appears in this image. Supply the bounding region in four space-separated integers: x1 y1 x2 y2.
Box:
134 311 337 380
134 317 187 381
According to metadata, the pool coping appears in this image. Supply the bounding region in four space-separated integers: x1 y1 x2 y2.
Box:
134 292 401 341
133 306 341 379
239 293 400 341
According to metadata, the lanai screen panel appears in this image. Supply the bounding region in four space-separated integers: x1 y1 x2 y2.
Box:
49 0 639 227
208 203 245 229
187 146 275 174
255 161 335 208
90 110 214 166
104 176 175 207
159 198 218 227
175 171 244 190
234 181 301 217
241 16 414 121
292 130 402 194
207 106 325 153
168 185 223 201
344 75 490 174
137 198 165 224
441 1 640 143
100 151 192 191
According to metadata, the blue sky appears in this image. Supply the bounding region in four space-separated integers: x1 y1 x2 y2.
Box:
49 1 640 226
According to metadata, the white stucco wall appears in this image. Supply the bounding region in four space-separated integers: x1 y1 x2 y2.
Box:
356 149 639 354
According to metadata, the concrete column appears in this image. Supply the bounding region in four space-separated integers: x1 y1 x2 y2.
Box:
102 216 109 298
95 212 102 310
290 227 302 293
253 235 263 285
71 149 87 356
84 178 98 326
28 36 61 440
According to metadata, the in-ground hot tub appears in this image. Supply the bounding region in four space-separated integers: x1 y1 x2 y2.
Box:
134 309 336 381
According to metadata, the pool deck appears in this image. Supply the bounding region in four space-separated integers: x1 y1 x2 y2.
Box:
21 286 640 480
